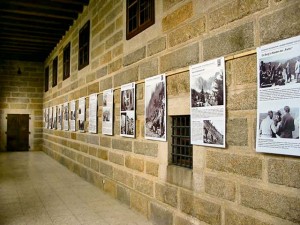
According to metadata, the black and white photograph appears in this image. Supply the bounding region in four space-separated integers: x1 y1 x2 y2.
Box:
121 87 134 111
103 108 111 122
89 93 98 134
63 102 69 131
102 89 113 135
145 74 166 141
191 68 224 107
203 120 224 146
78 97 85 132
53 106 57 129
256 35 300 156
258 106 299 139
120 82 135 138
44 108 49 129
49 107 53 129
259 56 300 88
70 100 76 131
57 104 62 130
190 57 226 148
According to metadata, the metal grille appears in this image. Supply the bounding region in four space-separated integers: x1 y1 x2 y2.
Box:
171 115 193 168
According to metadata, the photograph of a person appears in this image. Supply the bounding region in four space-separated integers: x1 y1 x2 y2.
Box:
71 110 76 120
145 74 166 141
203 119 224 146
258 106 299 139
121 88 134 111
259 56 300 88
191 69 224 107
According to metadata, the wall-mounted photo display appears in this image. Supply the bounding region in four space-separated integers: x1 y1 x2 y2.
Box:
89 93 98 134
256 35 300 156
102 89 114 135
78 97 85 132
57 104 63 130
53 105 57 129
44 108 49 129
63 102 69 131
70 100 76 131
49 106 53 129
145 74 166 141
120 82 135 138
190 57 226 148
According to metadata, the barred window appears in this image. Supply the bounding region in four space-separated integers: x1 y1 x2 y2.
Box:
171 115 193 168
63 42 70 80
78 21 90 70
52 56 58 87
45 66 49 92
126 0 155 40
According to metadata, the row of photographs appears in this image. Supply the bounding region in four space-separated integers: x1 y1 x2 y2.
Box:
44 35 300 156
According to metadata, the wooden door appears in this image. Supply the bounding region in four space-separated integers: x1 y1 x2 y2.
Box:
7 114 29 151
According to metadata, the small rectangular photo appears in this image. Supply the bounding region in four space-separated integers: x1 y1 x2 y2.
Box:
121 88 135 111
258 106 299 139
203 119 224 146
103 107 111 122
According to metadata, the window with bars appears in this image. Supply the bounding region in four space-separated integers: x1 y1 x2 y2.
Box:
63 42 70 80
126 0 155 40
78 21 90 70
171 115 193 168
52 56 58 87
45 66 49 92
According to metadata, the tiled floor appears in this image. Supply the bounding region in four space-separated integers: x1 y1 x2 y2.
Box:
0 151 153 225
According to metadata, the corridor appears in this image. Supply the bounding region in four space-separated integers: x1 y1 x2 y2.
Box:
0 152 153 225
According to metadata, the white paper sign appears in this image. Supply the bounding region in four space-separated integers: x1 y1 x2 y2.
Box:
78 97 86 132
256 35 300 156
63 102 69 131
145 74 166 141
89 93 98 133
102 89 114 135
70 100 76 131
120 82 135 138
190 57 226 148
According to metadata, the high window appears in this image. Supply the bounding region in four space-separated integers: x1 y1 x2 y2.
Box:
63 43 71 80
126 0 155 40
171 115 193 168
78 21 90 70
52 56 58 87
45 66 49 92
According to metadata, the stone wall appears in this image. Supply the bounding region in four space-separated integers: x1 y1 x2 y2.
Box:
43 1 300 225
0 60 44 151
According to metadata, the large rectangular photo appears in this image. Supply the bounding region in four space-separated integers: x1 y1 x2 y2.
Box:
145 74 166 141
256 35 300 156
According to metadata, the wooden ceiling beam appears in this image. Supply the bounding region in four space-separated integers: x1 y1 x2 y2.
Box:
5 0 84 13
0 21 68 32
0 36 57 44
0 5 78 20
1 27 62 38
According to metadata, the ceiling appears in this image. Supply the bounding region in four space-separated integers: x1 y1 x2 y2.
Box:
0 0 89 62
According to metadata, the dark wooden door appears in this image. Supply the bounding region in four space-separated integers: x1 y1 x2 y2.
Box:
7 114 29 151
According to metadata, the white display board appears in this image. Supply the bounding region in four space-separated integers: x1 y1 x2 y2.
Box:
102 89 114 135
145 74 166 141
120 82 135 138
190 57 226 148
89 93 98 134
256 35 300 156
